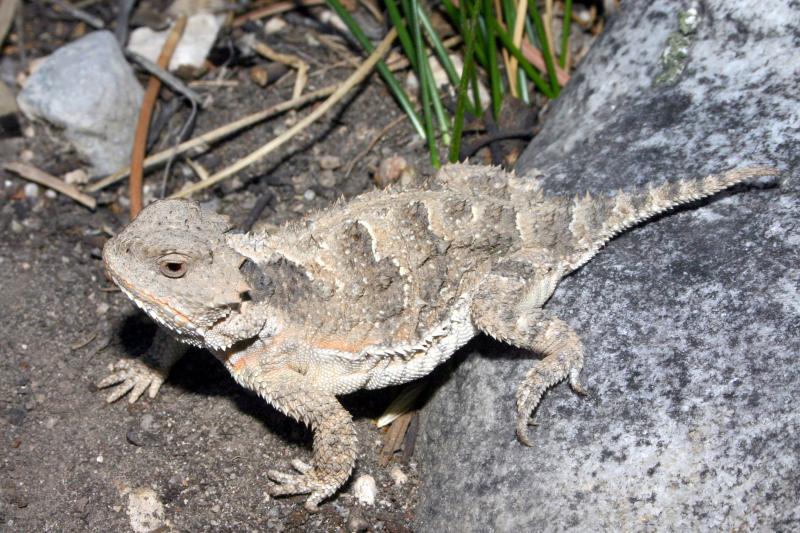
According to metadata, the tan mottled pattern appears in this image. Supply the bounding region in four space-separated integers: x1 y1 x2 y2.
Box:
98 163 776 510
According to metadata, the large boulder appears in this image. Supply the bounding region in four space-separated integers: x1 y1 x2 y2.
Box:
415 1 799 530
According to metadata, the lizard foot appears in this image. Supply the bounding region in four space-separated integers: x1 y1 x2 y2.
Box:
267 460 331 512
516 361 588 447
96 358 168 403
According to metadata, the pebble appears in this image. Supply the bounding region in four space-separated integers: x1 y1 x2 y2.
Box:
319 169 337 188
374 155 409 188
389 466 408 486
10 219 23 233
264 17 287 34
352 474 377 505
20 149 34 162
319 155 342 170
23 183 39 198
127 487 165 533
96 302 110 316
63 169 88 184
44 190 57 199
303 189 316 201
347 508 370 532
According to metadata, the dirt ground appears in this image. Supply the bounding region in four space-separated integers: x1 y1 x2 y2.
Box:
0 8 450 532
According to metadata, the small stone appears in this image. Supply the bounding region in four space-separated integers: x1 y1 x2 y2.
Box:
127 487 165 533
374 155 409 188
303 189 316 201
347 508 370 532
352 474 377 505
264 17 287 34
20 149 34 162
127 13 222 73
389 466 407 486
126 429 146 447
64 169 88 184
250 65 269 87
10 219 23 233
96 455 104 463
96 302 110 315
22 125 34 138
319 170 337 188
140 413 155 432
23 183 39 198
44 189 57 199
319 155 342 170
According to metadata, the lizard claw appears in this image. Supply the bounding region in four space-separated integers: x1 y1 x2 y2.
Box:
97 358 167 403
267 460 330 512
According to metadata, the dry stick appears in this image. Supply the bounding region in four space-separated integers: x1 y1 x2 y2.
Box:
232 0 326 27
48 0 104 29
4 162 97 209
253 41 308 100
493 0 515 97
129 16 187 219
172 28 399 199
85 86 338 193
343 114 406 178
508 0 528 93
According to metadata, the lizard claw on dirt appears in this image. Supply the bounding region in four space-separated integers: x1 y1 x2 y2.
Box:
96 358 168 403
267 463 330 512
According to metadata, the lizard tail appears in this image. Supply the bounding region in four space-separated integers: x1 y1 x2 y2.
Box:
566 166 778 270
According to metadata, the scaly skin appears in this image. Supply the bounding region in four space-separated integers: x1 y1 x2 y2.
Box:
98 163 776 510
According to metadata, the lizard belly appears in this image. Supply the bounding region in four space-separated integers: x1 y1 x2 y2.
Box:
320 297 478 393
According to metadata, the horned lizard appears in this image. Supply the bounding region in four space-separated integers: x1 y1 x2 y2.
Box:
99 163 775 510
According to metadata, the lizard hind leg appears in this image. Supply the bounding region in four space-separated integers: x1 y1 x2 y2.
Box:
471 275 588 446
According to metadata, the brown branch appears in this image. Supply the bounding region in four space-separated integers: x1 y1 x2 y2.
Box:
129 15 187 219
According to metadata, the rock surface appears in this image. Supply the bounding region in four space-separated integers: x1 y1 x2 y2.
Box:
415 1 799 530
17 31 142 176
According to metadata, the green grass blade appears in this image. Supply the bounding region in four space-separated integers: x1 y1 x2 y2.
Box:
410 0 440 166
482 0 503 119
326 0 426 138
527 0 560 95
384 0 417 72
417 6 459 88
560 0 573 69
449 0 480 162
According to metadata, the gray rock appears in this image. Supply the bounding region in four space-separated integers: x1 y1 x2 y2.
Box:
415 1 799 531
17 31 143 176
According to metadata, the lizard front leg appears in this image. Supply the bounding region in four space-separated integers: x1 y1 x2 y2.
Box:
238 366 357 511
472 273 588 446
97 328 186 403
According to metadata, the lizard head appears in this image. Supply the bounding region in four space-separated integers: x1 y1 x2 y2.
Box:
103 199 258 349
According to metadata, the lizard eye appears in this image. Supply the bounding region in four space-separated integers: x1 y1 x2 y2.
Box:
158 254 189 278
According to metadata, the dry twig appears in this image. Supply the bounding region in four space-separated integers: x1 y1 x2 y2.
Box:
48 0 104 29
85 86 338 193
232 0 326 27
253 41 308 100
4 162 97 209
343 114 406 178
171 28 399 198
129 16 187 218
